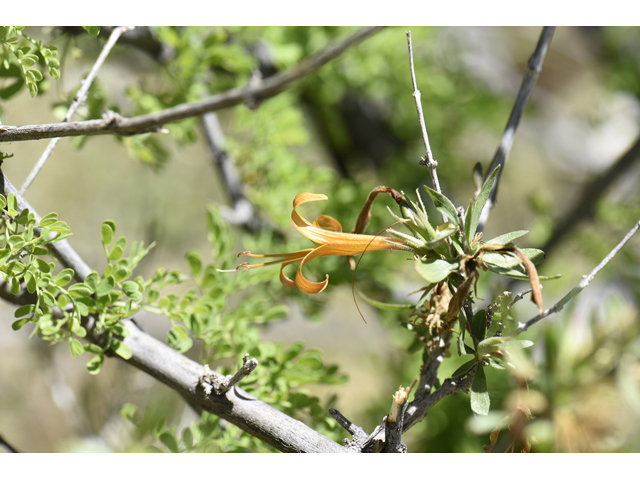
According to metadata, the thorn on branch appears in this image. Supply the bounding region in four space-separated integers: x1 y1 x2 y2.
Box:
200 353 258 396
328 408 368 450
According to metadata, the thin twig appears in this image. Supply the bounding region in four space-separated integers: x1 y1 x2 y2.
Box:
406 31 443 198
513 219 640 335
329 408 369 447
0 27 384 144
19 26 135 195
477 26 556 233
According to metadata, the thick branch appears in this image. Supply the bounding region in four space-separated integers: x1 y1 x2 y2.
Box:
0 27 384 144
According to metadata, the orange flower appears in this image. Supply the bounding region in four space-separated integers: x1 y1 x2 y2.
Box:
237 193 408 293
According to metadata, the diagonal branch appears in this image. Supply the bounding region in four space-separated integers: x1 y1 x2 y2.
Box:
19 26 136 195
477 26 556 233
406 30 444 199
513 218 640 335
1 173 350 453
0 27 384 144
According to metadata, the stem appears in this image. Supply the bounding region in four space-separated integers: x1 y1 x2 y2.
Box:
19 26 135 194
406 31 444 199
513 219 640 335
477 26 555 233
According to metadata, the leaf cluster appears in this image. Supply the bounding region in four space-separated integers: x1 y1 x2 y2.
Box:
0 26 61 98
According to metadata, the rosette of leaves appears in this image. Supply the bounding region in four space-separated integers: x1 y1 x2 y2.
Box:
361 167 559 415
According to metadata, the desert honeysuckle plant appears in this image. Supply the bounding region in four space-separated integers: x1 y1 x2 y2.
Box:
235 166 554 419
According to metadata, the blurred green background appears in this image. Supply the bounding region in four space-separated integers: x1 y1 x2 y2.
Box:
1 26 640 452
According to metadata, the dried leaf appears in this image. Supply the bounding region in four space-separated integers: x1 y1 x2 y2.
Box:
352 186 403 234
513 248 543 314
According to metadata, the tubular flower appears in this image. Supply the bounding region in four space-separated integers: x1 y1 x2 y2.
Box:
237 193 408 294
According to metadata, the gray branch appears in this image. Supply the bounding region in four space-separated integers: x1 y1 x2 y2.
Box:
477 26 555 233
514 219 640 335
403 368 476 431
0 27 384 144
406 30 444 200
200 112 262 232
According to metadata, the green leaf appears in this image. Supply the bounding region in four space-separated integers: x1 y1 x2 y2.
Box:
471 309 487 343
181 428 193 449
10 277 20 295
415 257 460 284
54 268 74 287
24 270 37 293
84 344 103 355
6 193 18 216
27 68 43 82
68 282 93 298
27 82 37 97
451 358 477 377
20 55 37 67
12 317 30 330
122 280 142 301
34 258 50 273
87 354 104 375
101 221 114 246
70 338 84 358
357 290 414 311
108 245 124 262
85 271 100 291
424 186 460 226
477 336 506 357
82 26 100 38
484 230 529 245
14 304 37 318
484 249 558 280
468 165 500 241
96 276 115 297
159 432 179 453
470 364 490 415
41 290 56 306
111 340 132 360
56 293 70 309
186 250 202 277
167 325 193 353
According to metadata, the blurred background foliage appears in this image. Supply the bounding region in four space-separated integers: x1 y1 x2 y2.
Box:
1 26 640 452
